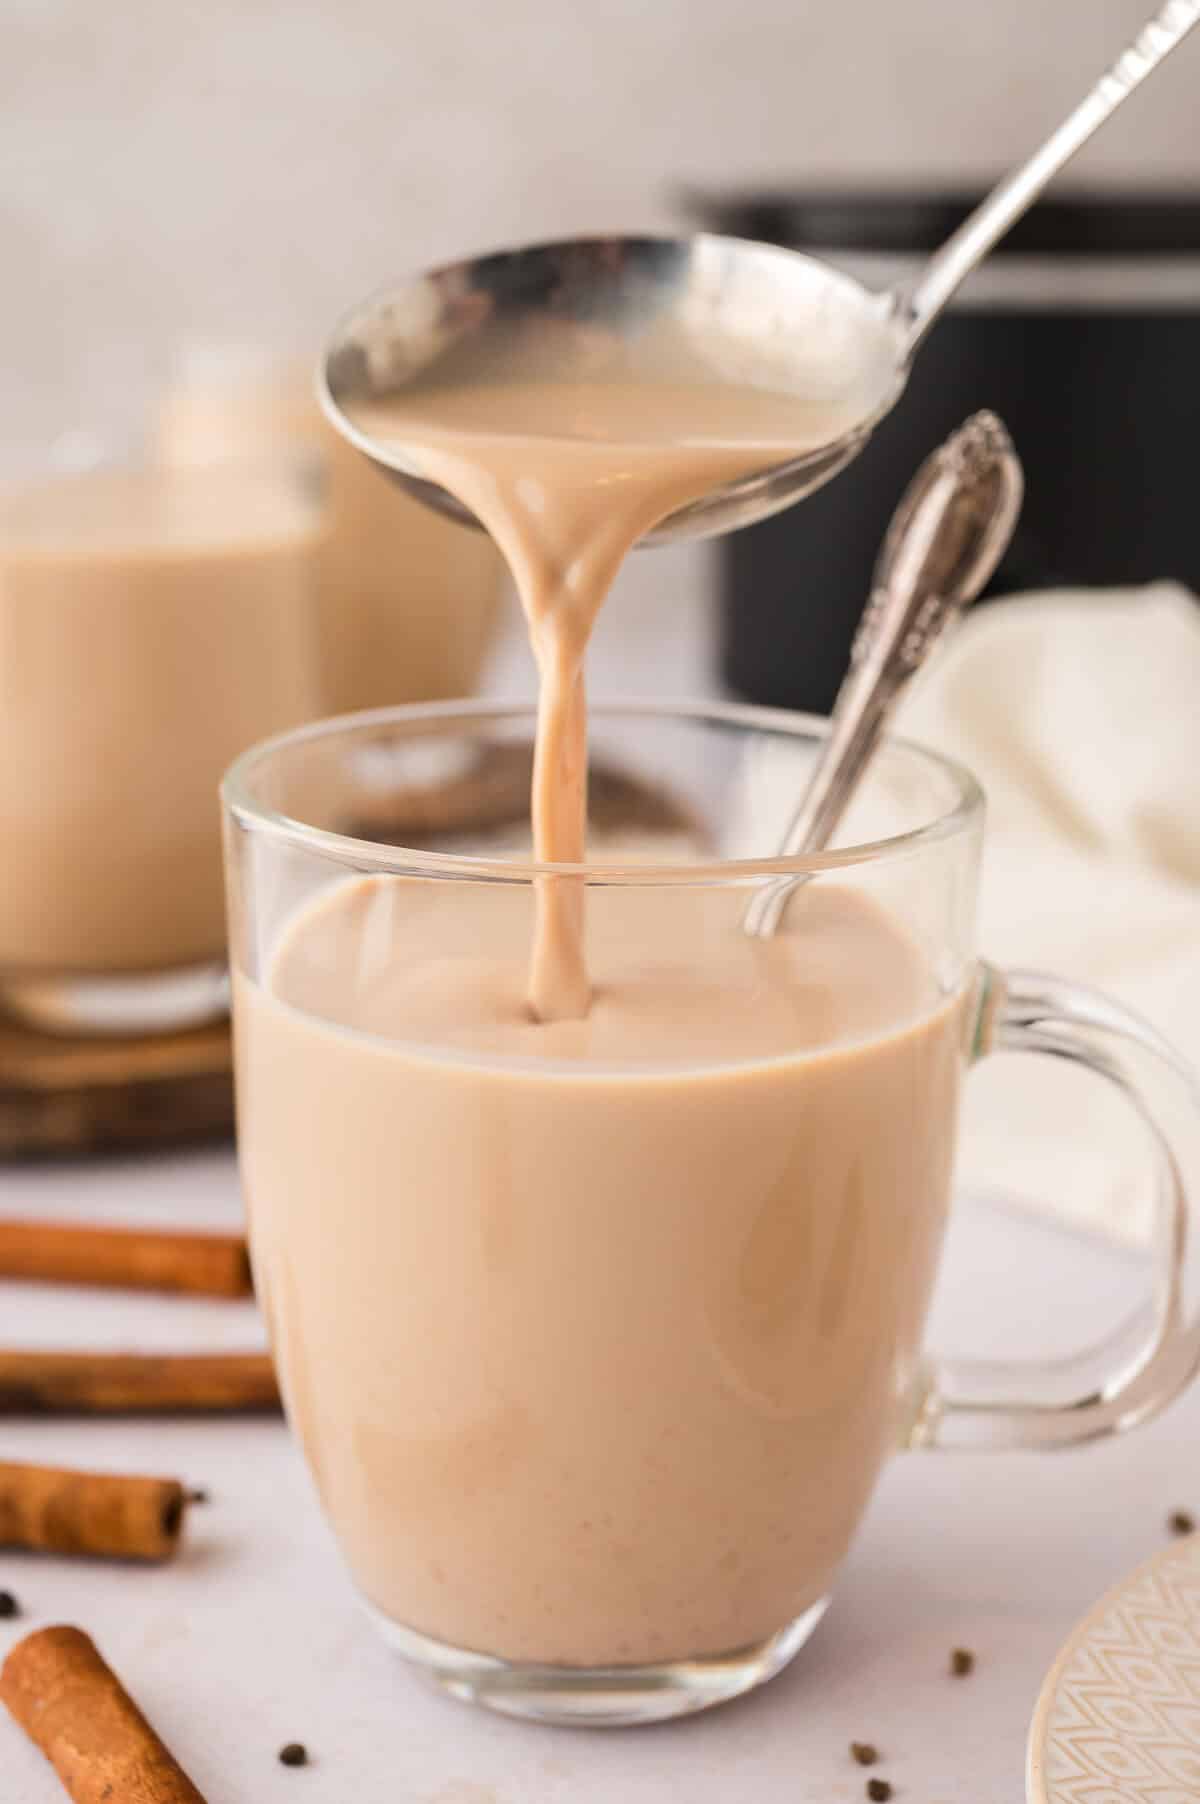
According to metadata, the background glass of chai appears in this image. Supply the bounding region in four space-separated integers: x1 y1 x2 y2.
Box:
0 454 323 1036
224 699 1200 1726
156 342 506 715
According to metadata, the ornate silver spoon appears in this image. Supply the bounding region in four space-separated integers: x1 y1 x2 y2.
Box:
744 410 1024 937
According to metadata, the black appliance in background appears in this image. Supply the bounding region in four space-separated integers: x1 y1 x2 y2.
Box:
687 191 1200 715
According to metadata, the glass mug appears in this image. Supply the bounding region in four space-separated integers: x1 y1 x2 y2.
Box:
224 700 1200 1725
156 341 506 717
0 454 322 1035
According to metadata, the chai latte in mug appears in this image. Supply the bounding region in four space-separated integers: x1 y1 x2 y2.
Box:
235 372 968 1665
157 356 503 714
0 463 320 974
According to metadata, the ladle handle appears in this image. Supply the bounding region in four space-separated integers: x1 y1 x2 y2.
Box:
893 0 1200 350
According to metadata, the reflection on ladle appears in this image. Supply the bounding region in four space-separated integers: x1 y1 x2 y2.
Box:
321 0 1197 546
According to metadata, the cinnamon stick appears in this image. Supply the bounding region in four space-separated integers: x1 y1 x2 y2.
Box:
0 1350 279 1414
1 1625 206 1802
0 1219 252 1297
0 1461 187 1561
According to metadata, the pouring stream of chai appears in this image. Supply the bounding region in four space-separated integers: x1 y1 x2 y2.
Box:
347 378 843 1020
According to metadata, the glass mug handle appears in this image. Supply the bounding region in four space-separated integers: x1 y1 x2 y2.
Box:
911 964 1200 1453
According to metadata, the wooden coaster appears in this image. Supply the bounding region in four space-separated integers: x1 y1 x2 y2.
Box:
0 1018 234 1160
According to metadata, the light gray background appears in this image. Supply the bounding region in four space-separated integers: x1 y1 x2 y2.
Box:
3 0 1198 460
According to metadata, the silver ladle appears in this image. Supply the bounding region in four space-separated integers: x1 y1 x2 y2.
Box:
321 0 1197 544
743 410 1024 938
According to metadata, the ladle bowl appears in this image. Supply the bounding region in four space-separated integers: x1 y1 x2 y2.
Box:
320 233 904 544
319 0 1197 545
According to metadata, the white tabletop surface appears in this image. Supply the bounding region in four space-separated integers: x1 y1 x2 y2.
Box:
2 573 1193 1801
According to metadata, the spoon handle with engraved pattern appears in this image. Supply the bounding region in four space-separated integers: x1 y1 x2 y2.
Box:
744 412 1023 938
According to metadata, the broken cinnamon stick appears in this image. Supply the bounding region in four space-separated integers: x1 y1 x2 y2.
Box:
0 1461 187 1561
0 1350 279 1414
0 1219 252 1297
1 1625 206 1802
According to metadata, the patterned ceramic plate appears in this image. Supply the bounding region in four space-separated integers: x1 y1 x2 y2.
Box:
1028 1535 1200 1804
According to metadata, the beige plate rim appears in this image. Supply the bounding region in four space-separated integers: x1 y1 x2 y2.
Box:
1026 1531 1200 1804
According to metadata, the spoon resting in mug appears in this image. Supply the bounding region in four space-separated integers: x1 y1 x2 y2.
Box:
744 411 1023 939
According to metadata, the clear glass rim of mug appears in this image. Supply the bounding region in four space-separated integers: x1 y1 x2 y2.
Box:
222 696 984 883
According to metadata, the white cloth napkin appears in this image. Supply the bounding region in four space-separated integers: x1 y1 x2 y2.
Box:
898 581 1200 1245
